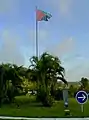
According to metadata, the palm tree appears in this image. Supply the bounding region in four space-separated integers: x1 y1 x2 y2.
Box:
28 52 67 106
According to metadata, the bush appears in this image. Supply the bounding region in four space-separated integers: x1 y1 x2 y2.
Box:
42 95 54 107
74 91 77 98
68 85 78 98
3 97 10 104
51 88 63 101
55 89 63 100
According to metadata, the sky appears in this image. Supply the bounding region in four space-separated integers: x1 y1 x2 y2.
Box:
0 0 89 82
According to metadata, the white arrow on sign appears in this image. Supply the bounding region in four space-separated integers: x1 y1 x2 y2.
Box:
78 94 86 101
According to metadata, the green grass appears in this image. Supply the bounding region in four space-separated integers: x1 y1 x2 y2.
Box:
0 95 89 118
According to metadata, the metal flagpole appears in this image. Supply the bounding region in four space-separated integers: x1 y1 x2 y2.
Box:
35 6 39 92
35 6 38 58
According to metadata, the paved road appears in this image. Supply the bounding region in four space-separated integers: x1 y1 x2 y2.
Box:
0 116 89 120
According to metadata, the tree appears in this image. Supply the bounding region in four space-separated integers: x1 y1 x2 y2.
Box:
0 63 24 104
0 66 5 106
12 64 27 77
69 85 78 97
28 52 67 106
80 77 89 88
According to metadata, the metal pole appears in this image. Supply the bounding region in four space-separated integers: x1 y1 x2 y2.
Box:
35 6 39 92
81 104 84 113
36 6 38 57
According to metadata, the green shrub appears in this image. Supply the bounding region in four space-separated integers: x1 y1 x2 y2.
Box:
42 95 54 107
55 89 63 100
51 88 63 100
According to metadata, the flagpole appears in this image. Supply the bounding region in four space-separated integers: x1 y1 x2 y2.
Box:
36 6 38 58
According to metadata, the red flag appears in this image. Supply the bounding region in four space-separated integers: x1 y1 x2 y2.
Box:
36 9 45 21
36 9 52 21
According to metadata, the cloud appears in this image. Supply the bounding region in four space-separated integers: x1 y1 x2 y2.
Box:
28 29 49 45
58 0 73 16
46 37 89 82
26 29 51 57
43 0 73 16
0 29 25 65
63 55 89 81
47 36 89 82
0 27 49 66
49 37 74 57
66 63 89 82
0 0 18 14
62 54 84 63
0 0 11 13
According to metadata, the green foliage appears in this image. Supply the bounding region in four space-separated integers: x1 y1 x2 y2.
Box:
28 52 67 106
7 84 15 102
68 85 77 97
42 95 54 107
54 89 63 100
0 52 68 107
37 86 54 107
80 77 89 88
0 63 26 105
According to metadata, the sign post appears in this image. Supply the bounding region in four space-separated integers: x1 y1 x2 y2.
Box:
63 87 70 116
76 90 88 113
81 104 84 113
63 88 68 108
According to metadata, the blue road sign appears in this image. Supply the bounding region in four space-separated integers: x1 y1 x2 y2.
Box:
76 90 88 104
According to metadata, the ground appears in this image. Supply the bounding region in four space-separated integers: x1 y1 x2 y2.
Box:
0 95 89 118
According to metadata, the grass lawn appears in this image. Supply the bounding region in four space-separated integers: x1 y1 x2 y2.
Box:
0 95 89 118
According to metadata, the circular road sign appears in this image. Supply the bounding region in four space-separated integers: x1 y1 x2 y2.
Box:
76 90 88 104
